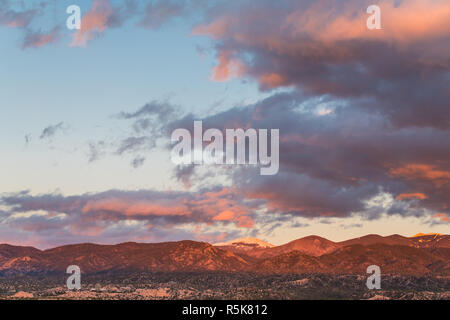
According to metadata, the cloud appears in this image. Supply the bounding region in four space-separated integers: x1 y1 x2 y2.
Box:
131 156 145 168
139 0 210 29
107 0 138 28
134 0 449 223
116 136 152 155
0 187 260 246
139 0 184 29
396 193 427 201
1 0 139 49
90 84 450 223
2 0 211 49
87 141 107 162
389 164 450 187
70 0 115 47
24 134 31 145
105 101 181 160
39 122 65 139
194 0 450 128
22 26 60 49
82 100 182 165
0 0 59 49
174 164 196 189
0 0 40 28
118 100 180 124
339 223 363 230
212 210 234 221
210 50 246 81
69 0 138 47
81 197 190 217
70 0 199 47
432 213 450 223
143 89 449 221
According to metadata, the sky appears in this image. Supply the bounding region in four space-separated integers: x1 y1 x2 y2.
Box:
0 0 449 249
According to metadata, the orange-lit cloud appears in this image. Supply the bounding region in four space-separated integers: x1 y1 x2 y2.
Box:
396 193 428 201
213 210 235 221
389 164 450 187
0 187 259 241
22 27 60 49
284 0 450 44
70 0 114 47
235 216 254 228
211 51 246 81
259 73 288 89
82 198 189 216
433 213 450 222
193 0 450 103
0 3 37 29
196 0 450 48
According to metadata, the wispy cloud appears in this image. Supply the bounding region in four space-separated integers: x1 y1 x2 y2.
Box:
0 0 40 28
39 122 65 140
22 26 60 49
70 0 114 47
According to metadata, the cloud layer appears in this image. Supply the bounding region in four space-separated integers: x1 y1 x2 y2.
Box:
0 187 260 247
195 0 450 128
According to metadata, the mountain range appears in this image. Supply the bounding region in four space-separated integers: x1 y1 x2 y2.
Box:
0 233 449 276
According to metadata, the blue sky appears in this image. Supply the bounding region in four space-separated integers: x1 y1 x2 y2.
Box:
0 0 264 194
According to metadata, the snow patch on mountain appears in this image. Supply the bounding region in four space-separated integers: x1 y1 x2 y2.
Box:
214 237 275 248
412 233 442 238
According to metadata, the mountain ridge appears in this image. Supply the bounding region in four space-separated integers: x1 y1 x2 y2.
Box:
1 234 449 276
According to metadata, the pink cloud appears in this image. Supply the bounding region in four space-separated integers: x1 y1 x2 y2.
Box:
194 0 450 88
389 164 450 188
22 27 60 49
433 213 450 222
70 0 114 47
211 50 246 82
235 216 254 228
82 198 190 216
213 210 235 221
396 193 428 201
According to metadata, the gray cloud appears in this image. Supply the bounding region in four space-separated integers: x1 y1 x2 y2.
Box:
39 122 65 139
153 90 450 221
174 164 196 189
24 134 31 145
116 136 152 155
131 156 146 168
0 0 40 28
138 0 210 29
139 0 184 29
92 85 450 223
21 26 60 49
87 141 107 162
195 0 450 128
